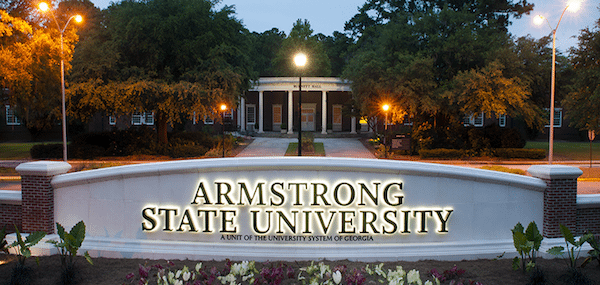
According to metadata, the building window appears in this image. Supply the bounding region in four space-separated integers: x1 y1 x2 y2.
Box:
246 105 256 124
462 112 484 127
5 105 20 125
109 115 116 125
132 111 154 125
223 110 232 120
204 116 214 124
544 108 562 128
144 112 154 125
498 114 506 127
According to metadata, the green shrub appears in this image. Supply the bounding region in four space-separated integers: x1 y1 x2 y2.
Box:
419 148 465 159
501 128 526 148
468 128 491 150
493 148 546 159
30 144 62 159
481 165 526 175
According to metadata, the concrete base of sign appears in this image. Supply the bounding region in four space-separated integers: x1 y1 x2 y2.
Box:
5 234 588 262
13 157 596 262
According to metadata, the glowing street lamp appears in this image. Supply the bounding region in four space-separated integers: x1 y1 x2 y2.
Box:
382 104 390 159
220 104 227 158
294 53 307 156
39 2 83 162
533 0 582 164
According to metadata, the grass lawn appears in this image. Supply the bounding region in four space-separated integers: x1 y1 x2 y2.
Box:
0 142 38 160
285 142 325 156
525 141 600 161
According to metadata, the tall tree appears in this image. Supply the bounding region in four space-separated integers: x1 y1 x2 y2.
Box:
272 19 331 76
248 28 285 77
1 1 82 139
342 0 542 134
563 14 600 133
69 0 253 144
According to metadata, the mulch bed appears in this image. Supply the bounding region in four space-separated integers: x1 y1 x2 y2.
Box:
1 254 599 284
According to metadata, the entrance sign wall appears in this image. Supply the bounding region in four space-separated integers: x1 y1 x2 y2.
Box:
47 158 547 261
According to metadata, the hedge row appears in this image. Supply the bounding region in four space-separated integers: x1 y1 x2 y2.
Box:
419 148 546 159
30 129 222 159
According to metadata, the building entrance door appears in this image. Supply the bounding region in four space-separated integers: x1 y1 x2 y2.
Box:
301 105 315 131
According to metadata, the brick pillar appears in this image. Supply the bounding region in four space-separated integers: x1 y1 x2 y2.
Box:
528 165 582 238
15 161 71 234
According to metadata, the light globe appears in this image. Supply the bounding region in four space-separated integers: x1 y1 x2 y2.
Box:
567 0 582 13
38 2 49 12
294 53 307 67
533 15 545 26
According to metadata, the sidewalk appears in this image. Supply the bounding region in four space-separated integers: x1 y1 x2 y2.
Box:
235 137 376 158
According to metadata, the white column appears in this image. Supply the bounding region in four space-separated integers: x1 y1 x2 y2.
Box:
321 91 327 134
258 91 264 133
351 117 357 134
240 96 245 131
287 90 294 134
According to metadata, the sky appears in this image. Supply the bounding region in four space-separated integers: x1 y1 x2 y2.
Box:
90 0 600 53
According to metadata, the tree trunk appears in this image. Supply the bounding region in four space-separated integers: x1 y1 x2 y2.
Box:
156 111 168 145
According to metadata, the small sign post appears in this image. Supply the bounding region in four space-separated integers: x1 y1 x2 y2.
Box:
589 130 596 168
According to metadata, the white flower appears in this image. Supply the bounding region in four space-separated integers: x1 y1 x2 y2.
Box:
168 271 176 283
242 272 254 282
183 271 191 281
176 269 182 279
174 280 183 285
195 262 203 272
424 281 433 285
406 269 422 285
375 263 386 277
332 270 342 284
319 262 330 278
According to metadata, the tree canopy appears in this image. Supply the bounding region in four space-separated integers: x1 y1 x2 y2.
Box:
272 19 331 77
1 0 82 139
342 0 544 135
563 16 600 133
69 0 253 144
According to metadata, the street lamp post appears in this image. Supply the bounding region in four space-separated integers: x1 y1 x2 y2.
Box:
382 104 390 159
39 2 83 162
534 0 582 165
220 104 227 158
294 53 307 156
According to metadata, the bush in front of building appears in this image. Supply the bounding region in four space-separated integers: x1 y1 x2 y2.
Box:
411 122 526 153
492 148 546 159
30 128 219 159
418 148 466 159
30 143 63 159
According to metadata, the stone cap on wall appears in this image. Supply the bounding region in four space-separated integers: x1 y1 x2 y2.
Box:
16 161 71 176
527 165 583 180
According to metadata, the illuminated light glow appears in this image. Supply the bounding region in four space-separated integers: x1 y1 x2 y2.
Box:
188 180 405 208
294 53 307 67
142 179 453 236
38 2 49 12
382 104 390 112
533 15 545 26
566 0 582 13
220 104 227 111
74 15 83 23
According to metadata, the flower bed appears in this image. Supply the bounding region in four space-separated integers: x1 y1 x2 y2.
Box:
1 255 600 284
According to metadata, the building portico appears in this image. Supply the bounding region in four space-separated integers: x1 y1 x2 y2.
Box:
241 77 355 134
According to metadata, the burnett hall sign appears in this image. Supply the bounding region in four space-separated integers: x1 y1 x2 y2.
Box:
3 157 599 261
